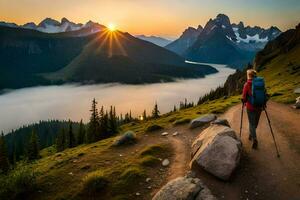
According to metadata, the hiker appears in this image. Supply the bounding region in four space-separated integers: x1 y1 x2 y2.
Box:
242 69 266 149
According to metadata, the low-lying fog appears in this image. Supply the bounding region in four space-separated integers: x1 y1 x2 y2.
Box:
0 63 235 133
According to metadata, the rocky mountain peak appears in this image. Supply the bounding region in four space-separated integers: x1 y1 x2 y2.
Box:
215 13 231 26
197 25 203 31
61 17 70 24
38 18 60 27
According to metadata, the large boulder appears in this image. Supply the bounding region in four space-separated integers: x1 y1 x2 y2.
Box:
113 131 136 146
294 96 300 109
190 124 241 180
190 114 217 129
152 176 217 200
210 119 230 127
294 88 300 94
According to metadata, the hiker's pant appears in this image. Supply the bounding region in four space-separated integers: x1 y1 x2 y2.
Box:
247 109 262 139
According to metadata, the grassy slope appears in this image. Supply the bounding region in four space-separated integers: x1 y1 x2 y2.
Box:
25 96 240 200
259 45 300 103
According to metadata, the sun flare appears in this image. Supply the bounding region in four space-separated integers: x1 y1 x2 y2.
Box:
108 23 116 32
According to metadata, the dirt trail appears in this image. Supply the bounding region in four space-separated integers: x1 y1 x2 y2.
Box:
160 101 300 200
200 101 300 200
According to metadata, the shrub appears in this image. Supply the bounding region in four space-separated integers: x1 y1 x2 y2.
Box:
0 162 36 200
82 170 109 193
145 124 163 132
173 118 191 125
113 131 136 146
112 166 145 193
139 155 160 167
140 145 165 157
168 117 177 122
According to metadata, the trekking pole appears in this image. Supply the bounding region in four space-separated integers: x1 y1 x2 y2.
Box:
264 109 280 158
239 103 244 139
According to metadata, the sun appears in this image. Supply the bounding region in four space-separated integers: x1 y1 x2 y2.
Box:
107 23 116 32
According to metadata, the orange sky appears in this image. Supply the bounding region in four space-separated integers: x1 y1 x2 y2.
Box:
0 0 299 38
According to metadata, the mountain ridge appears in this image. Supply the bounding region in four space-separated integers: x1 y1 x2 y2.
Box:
135 35 172 47
166 14 281 69
0 26 217 89
0 17 105 35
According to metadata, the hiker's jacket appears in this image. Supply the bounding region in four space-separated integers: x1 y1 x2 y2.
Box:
242 79 262 112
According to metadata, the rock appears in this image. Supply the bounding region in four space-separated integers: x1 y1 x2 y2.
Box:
162 159 170 167
294 88 300 94
190 124 241 180
190 114 217 129
113 131 136 146
161 132 169 136
136 192 141 196
211 119 230 127
152 176 217 200
172 132 179 136
146 178 151 182
293 97 300 109
68 172 73 176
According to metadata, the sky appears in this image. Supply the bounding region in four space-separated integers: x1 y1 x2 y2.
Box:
0 0 299 38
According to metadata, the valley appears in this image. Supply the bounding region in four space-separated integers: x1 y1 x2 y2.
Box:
0 4 299 200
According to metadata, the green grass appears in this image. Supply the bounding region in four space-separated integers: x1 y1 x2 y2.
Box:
139 155 161 167
140 145 167 157
120 95 240 136
7 96 240 200
82 170 109 193
259 45 300 103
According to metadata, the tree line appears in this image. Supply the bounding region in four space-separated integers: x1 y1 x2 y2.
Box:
0 98 169 173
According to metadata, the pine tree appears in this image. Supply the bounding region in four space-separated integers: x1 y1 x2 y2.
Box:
103 111 109 136
0 132 9 173
27 130 39 160
77 119 86 145
109 106 117 134
129 110 132 121
152 102 160 118
142 110 147 120
56 128 66 152
87 98 100 143
173 105 177 112
124 113 130 123
99 106 106 139
67 120 75 148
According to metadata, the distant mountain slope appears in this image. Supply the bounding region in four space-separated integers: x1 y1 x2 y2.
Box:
0 17 105 35
0 26 217 89
0 26 91 89
135 35 172 47
46 30 217 84
167 14 281 69
165 26 203 55
254 23 300 103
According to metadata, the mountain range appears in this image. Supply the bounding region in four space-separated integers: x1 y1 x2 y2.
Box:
166 14 281 69
0 24 216 90
0 18 105 36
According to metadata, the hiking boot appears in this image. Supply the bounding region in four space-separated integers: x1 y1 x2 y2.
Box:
248 135 252 141
252 139 258 149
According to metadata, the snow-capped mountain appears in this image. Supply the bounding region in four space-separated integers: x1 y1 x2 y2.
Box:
135 35 172 47
167 14 281 68
0 18 105 35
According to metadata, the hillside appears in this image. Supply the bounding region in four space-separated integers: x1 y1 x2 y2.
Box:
254 23 300 103
0 26 216 89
